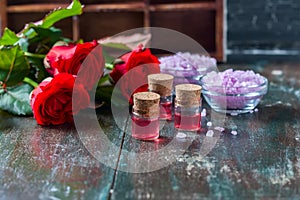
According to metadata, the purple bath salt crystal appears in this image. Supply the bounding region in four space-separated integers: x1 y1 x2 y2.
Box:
202 69 267 110
159 52 217 85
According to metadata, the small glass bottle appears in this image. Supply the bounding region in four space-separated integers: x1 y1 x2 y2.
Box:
131 92 160 140
148 73 174 120
174 84 202 131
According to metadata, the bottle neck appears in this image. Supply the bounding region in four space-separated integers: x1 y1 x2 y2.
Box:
174 98 202 108
132 106 159 119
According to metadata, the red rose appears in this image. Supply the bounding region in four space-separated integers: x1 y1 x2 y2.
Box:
30 73 90 125
45 40 104 90
109 45 160 104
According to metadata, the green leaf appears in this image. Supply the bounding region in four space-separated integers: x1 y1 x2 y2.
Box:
0 0 82 50
28 26 62 54
26 56 49 83
40 0 82 28
105 63 114 70
23 77 38 88
101 42 131 51
98 74 109 86
0 28 19 46
0 83 33 115
18 0 82 40
102 50 115 65
18 38 29 52
31 26 61 41
22 26 37 40
0 46 30 87
95 85 114 103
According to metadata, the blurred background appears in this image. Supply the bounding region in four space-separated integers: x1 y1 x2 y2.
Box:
1 0 299 63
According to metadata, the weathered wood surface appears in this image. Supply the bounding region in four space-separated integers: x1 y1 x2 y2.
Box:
1 63 300 199
0 109 125 200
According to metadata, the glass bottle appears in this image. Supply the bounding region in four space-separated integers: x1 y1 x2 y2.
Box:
148 73 174 120
174 84 202 131
131 92 160 140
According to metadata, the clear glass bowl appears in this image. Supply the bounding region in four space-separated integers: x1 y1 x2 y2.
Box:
200 76 268 114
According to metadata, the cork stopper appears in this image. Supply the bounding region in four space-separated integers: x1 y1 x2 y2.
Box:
175 84 202 106
148 73 174 97
133 92 160 118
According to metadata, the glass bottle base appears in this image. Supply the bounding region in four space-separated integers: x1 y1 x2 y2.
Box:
131 115 160 140
174 113 201 131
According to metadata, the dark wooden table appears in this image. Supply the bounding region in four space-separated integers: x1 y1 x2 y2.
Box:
1 63 300 199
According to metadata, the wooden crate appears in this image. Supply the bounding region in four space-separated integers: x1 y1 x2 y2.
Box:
0 0 225 61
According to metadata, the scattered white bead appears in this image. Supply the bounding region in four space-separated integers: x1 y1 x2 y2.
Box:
231 130 238 136
254 108 259 112
249 110 254 113
207 121 212 127
176 132 187 139
206 130 214 137
230 112 239 116
214 126 225 132
271 70 283 76
201 108 207 117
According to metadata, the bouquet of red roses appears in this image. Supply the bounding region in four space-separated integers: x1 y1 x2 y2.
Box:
0 0 160 126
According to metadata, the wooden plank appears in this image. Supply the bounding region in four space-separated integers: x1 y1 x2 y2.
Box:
7 4 69 13
72 15 80 41
6 2 216 13
84 3 145 12
6 3 145 13
0 0 7 36
149 2 216 12
215 0 225 62
144 0 150 27
111 64 300 199
0 107 126 199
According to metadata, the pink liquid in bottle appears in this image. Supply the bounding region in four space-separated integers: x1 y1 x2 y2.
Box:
174 113 201 131
160 101 172 120
131 114 159 140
